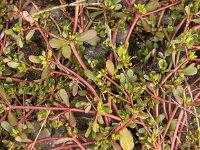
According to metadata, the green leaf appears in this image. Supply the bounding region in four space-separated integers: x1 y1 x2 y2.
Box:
117 44 128 57
7 61 20 68
120 73 126 84
119 128 134 150
85 105 91 113
5 29 14 35
8 111 18 126
59 89 69 107
141 18 151 32
49 38 66 48
0 83 9 102
97 115 104 124
149 14 156 28
16 37 23 48
85 36 100 46
69 112 76 127
92 122 99 133
1 121 13 133
77 29 97 42
29 55 41 63
156 32 165 39
145 1 159 12
78 90 87 96
155 114 165 123
84 69 97 81
26 29 35 40
127 69 133 79
192 18 200 24
185 6 190 16
169 119 177 131
72 82 78 96
90 11 103 18
85 126 92 137
183 63 197 76
106 60 115 76
173 85 184 97
41 65 50 80
61 45 71 58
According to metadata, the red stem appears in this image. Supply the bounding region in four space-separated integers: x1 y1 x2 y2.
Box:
0 76 24 82
170 109 184 150
69 41 87 70
52 61 98 98
160 106 178 145
73 3 79 34
114 114 137 133
49 141 95 150
141 1 181 17
125 14 140 43
72 135 85 150
9 105 122 121
125 1 181 43
161 60 187 85
0 110 9 123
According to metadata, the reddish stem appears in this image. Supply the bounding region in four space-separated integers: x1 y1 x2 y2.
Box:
125 1 181 43
49 141 95 150
72 135 85 150
0 110 9 123
160 106 178 145
114 114 137 133
73 3 79 34
0 76 24 82
9 105 122 121
161 60 187 85
170 109 184 150
69 41 87 70
141 1 181 17
52 61 98 98
125 14 140 43
174 116 186 149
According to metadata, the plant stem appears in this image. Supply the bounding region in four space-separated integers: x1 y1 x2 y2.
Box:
9 105 122 121
69 41 87 70
170 109 184 150
49 141 95 150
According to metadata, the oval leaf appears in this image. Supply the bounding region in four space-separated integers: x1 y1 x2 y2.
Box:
0 84 9 102
49 38 66 48
77 29 97 42
72 82 78 96
85 36 100 46
29 55 41 63
106 60 115 76
141 18 151 32
69 112 76 127
16 37 23 48
119 128 134 150
59 89 69 107
8 111 18 126
7 61 20 68
26 29 35 40
145 1 159 12
183 63 197 76
41 65 50 80
84 69 97 81
1 121 13 133
61 45 71 58
5 29 14 35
